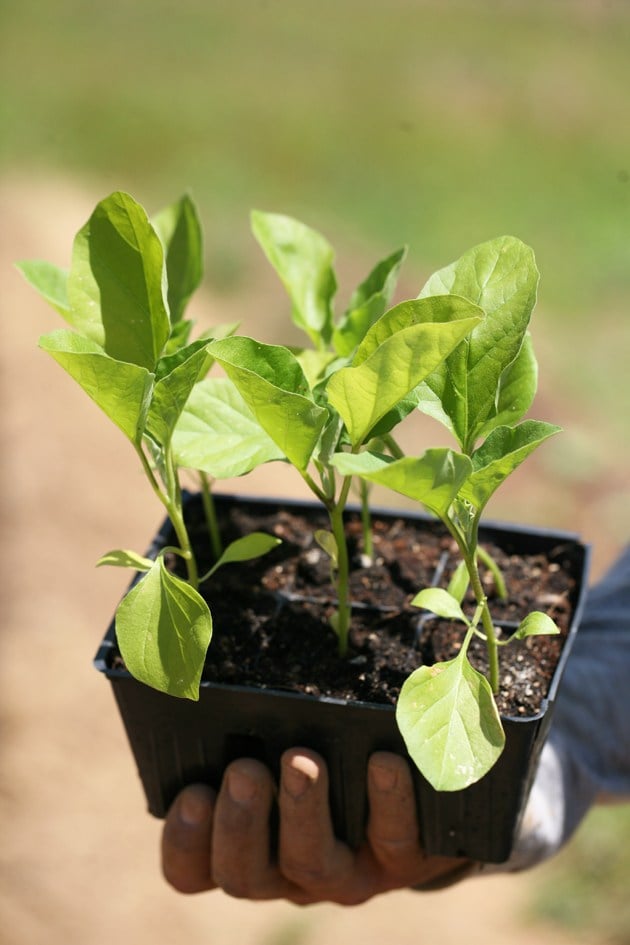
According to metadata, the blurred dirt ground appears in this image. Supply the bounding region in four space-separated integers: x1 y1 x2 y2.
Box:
0 176 617 945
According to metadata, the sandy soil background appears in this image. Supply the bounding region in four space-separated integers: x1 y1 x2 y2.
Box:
0 176 621 945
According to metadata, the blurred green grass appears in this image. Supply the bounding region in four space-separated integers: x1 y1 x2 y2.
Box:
527 804 630 945
3 0 630 319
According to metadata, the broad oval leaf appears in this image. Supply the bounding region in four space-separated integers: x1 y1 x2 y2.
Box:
39 329 153 444
152 193 203 323
331 448 473 519
459 420 561 513
115 558 212 700
251 210 336 348
96 549 154 571
477 332 538 440
446 559 470 604
332 247 407 356
396 654 505 791
17 260 70 318
146 344 212 449
513 611 561 640
411 588 469 624
67 191 170 370
211 532 281 571
353 295 483 366
326 310 481 447
417 236 539 451
173 377 284 478
209 336 328 470
314 529 339 566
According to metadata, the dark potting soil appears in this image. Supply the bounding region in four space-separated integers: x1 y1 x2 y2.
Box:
174 500 578 719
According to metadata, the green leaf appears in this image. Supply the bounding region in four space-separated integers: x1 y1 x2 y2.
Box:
146 344 211 449
326 299 482 446
155 337 212 381
332 247 406 356
16 260 70 318
96 549 154 571
512 611 561 640
209 336 328 470
447 560 469 603
152 193 203 323
162 318 194 356
348 246 407 312
115 558 212 700
207 532 281 576
251 210 337 348
367 385 424 440
38 329 153 444
353 295 483 365
396 650 505 791
293 348 339 390
331 448 473 519
67 191 170 369
417 236 539 451
172 377 285 478
459 420 561 513
411 588 469 623
477 332 538 440
314 529 338 566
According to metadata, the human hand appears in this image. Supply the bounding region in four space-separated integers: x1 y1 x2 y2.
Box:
162 749 473 904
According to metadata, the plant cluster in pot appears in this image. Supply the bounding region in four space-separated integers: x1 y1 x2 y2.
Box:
22 192 590 863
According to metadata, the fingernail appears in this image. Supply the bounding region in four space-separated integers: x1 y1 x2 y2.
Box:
283 756 318 799
179 788 210 826
370 762 398 793
227 768 258 805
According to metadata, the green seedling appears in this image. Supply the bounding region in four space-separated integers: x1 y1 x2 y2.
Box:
25 192 561 795
333 235 562 789
207 210 483 655
21 192 280 700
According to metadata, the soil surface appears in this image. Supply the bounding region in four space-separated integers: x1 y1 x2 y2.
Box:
0 176 612 945
167 498 580 718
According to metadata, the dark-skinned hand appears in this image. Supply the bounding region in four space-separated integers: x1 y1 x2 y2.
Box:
162 748 472 905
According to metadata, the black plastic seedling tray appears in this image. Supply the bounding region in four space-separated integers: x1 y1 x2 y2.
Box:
95 494 590 862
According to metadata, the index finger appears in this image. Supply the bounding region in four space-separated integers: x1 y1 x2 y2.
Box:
162 784 217 894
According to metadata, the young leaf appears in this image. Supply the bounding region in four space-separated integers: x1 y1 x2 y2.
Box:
145 344 212 450
115 558 213 700
314 529 339 567
293 348 340 390
458 420 561 513
447 560 469 603
477 332 538 440
348 246 407 312
38 329 153 444
96 549 154 571
331 448 473 520
417 236 539 451
396 650 505 791
206 533 281 577
67 191 170 370
172 377 285 478
155 337 212 381
332 247 406 356
209 336 328 470
352 295 483 365
411 588 469 624
326 303 482 446
152 194 203 323
512 611 561 640
251 210 337 348
162 318 194 356
16 260 70 318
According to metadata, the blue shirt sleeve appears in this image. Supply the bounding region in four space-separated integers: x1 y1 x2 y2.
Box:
499 546 630 871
